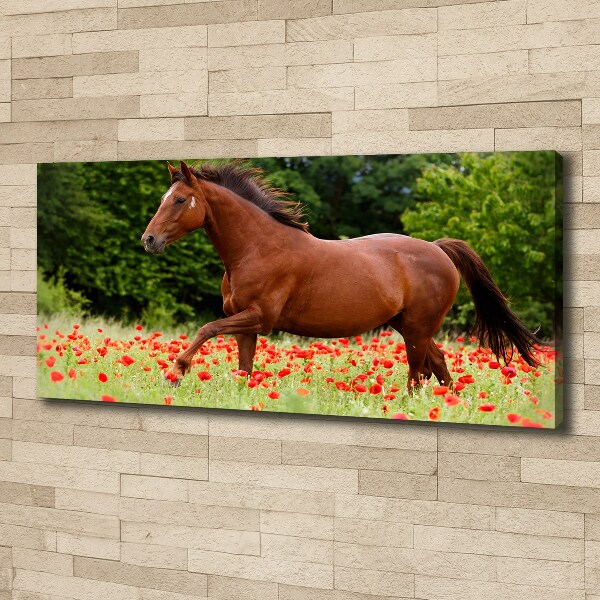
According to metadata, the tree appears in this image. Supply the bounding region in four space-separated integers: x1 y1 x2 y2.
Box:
401 152 561 339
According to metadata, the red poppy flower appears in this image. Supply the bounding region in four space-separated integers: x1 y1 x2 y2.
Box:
489 361 501 369
433 386 449 396
453 382 465 392
457 374 475 384
296 388 309 396
164 395 173 405
392 412 409 420
521 418 543 428
50 371 64 383
444 394 460 407
501 366 516 378
68 369 77 380
382 360 394 368
101 395 117 402
278 368 291 378
354 384 367 393
478 391 487 398
369 384 383 394
135 325 143 331
507 413 521 424
44 356 56 368
478 403 496 412
98 373 108 383
197 371 212 381
384 394 396 401
119 355 135 366
268 391 280 399
428 407 440 420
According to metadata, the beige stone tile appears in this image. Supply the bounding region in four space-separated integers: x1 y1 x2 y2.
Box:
260 510 333 539
73 70 206 97
0 144 54 164
209 413 437 450
140 93 207 118
439 50 528 80
0 0 115 14
496 506 584 538
439 20 600 56
188 549 333 588
12 440 139 473
495 126 582 151
531 45 600 73
210 436 281 464
332 109 409 134
258 0 332 20
359 470 437 500
74 424 207 457
521 456 600 488
74 556 208 596
0 458 119 494
54 488 119 516
72 25 207 53
12 51 139 80
12 97 139 122
334 517 413 547
208 87 354 116
209 67 286 94
286 9 437 41
0 480 51 508
121 541 187 570
439 72 600 106
334 541 496 582
288 59 437 89
208 575 277 600
261 533 333 564
208 20 285 47
0 523 52 551
57 532 120 560
121 521 260 555
118 0 256 29
0 164 36 186
2 8 116 36
414 523 583 561
12 34 72 59
527 0 600 22
282 440 436 474
496 556 584 589
139 453 207 480
583 98 600 124
13 569 139 600
120 497 259 531
0 313 35 335
0 186 36 207
256 137 332 156
439 476 600 512
355 81 437 110
414 575 584 600
121 474 188 502
209 40 353 70
334 566 414 597
118 118 185 141
138 47 206 72
185 113 331 140
13 421 73 446
438 452 521 481
117 139 257 160
439 0 526 29
188 480 334 515
8 548 70 576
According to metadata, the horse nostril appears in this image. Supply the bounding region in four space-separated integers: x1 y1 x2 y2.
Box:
145 234 155 246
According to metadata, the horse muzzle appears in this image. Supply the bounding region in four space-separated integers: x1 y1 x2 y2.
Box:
141 233 167 254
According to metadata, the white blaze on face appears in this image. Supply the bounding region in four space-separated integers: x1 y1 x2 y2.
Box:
190 196 196 209
162 185 175 204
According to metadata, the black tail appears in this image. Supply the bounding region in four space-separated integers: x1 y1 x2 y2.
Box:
435 238 542 367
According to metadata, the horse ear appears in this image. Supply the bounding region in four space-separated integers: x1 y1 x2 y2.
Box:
166 161 176 178
180 160 196 184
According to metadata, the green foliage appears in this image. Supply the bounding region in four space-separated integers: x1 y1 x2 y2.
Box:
37 268 91 317
401 152 560 337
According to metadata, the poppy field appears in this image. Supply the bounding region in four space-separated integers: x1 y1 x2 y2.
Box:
37 317 560 428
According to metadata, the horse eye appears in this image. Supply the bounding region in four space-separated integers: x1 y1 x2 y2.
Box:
175 197 186 204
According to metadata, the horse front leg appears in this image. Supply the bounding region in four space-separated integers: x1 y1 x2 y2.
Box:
166 308 262 386
235 333 257 374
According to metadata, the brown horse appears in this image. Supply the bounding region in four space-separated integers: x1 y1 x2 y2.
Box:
141 160 541 391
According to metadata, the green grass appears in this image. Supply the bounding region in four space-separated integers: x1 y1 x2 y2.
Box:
37 315 561 428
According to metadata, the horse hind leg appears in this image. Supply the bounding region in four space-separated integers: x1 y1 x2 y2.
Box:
427 340 452 387
388 315 431 393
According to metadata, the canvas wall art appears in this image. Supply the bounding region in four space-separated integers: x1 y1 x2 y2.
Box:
37 152 562 427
